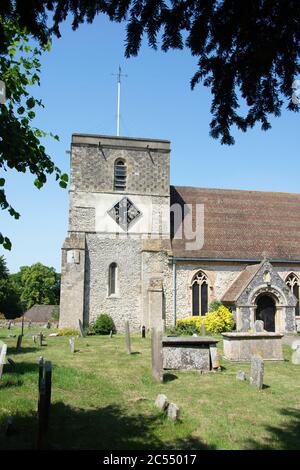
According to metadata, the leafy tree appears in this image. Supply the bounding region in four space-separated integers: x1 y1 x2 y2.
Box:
0 1 299 145
11 262 60 311
0 255 22 317
0 19 68 250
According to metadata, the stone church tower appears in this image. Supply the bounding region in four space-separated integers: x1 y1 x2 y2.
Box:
59 134 172 331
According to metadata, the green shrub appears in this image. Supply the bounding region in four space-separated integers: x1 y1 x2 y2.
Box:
92 314 116 335
57 328 79 336
176 305 234 335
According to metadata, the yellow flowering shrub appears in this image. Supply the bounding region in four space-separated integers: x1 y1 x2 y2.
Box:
176 305 234 335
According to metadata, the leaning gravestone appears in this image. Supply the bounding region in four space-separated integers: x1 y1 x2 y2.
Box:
39 332 44 347
0 343 7 380
155 394 169 411
151 328 163 383
69 337 75 354
291 340 300 365
16 334 23 352
254 320 265 332
125 320 131 355
78 319 85 337
250 355 264 390
167 403 180 421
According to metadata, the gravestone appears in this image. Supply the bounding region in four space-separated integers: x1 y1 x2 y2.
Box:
69 337 75 354
78 319 85 337
0 343 7 380
7 321 12 330
16 334 23 352
125 320 131 355
155 394 169 411
37 357 52 449
32 335 37 344
110 330 113 338
291 340 300 365
151 328 163 383
254 320 265 332
209 346 220 369
250 355 264 390
142 325 146 339
39 332 44 347
167 403 180 421
236 370 246 381
28 321 32 329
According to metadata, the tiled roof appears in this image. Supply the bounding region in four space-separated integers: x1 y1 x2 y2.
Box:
221 264 261 303
24 305 58 322
170 186 300 260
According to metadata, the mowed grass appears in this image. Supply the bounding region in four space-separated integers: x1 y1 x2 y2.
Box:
1 327 300 450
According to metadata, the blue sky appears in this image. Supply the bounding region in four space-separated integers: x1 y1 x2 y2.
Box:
1 15 299 273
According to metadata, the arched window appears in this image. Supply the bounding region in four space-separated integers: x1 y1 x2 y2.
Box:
114 159 126 191
286 273 300 316
108 263 118 296
192 271 208 316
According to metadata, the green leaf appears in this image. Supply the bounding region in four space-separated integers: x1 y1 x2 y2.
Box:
59 181 68 189
0 179 5 187
3 237 12 251
17 106 25 115
26 97 35 109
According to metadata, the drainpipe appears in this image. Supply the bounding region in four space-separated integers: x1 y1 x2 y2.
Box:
172 258 177 327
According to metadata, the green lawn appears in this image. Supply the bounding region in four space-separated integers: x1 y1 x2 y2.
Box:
0 327 300 450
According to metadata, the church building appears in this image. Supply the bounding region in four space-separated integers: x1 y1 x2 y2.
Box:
59 134 300 335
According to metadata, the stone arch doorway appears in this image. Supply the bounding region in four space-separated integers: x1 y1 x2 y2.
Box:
256 295 276 332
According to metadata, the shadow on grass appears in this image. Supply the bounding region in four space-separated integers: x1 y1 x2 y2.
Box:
1 402 214 450
3 361 38 376
163 373 178 382
7 346 39 355
246 408 300 450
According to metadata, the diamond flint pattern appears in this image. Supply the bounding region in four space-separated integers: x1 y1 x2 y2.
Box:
107 197 141 231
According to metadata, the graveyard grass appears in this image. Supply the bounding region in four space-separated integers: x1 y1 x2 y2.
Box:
1 328 300 450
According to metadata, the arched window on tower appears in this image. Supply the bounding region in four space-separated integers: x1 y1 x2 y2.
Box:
114 159 126 191
192 271 208 316
286 273 300 316
108 262 118 296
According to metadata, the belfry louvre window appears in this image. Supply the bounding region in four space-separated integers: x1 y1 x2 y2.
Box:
192 271 208 316
286 273 300 316
114 159 126 191
109 263 117 296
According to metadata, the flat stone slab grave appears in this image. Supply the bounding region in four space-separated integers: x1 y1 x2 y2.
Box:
222 332 284 362
162 336 219 371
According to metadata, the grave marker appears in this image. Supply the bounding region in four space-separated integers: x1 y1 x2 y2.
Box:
291 340 300 365
142 325 146 338
167 403 180 421
151 328 163 383
0 343 7 380
250 355 264 390
125 320 131 355
16 334 23 352
69 337 75 354
37 357 52 449
254 320 265 332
